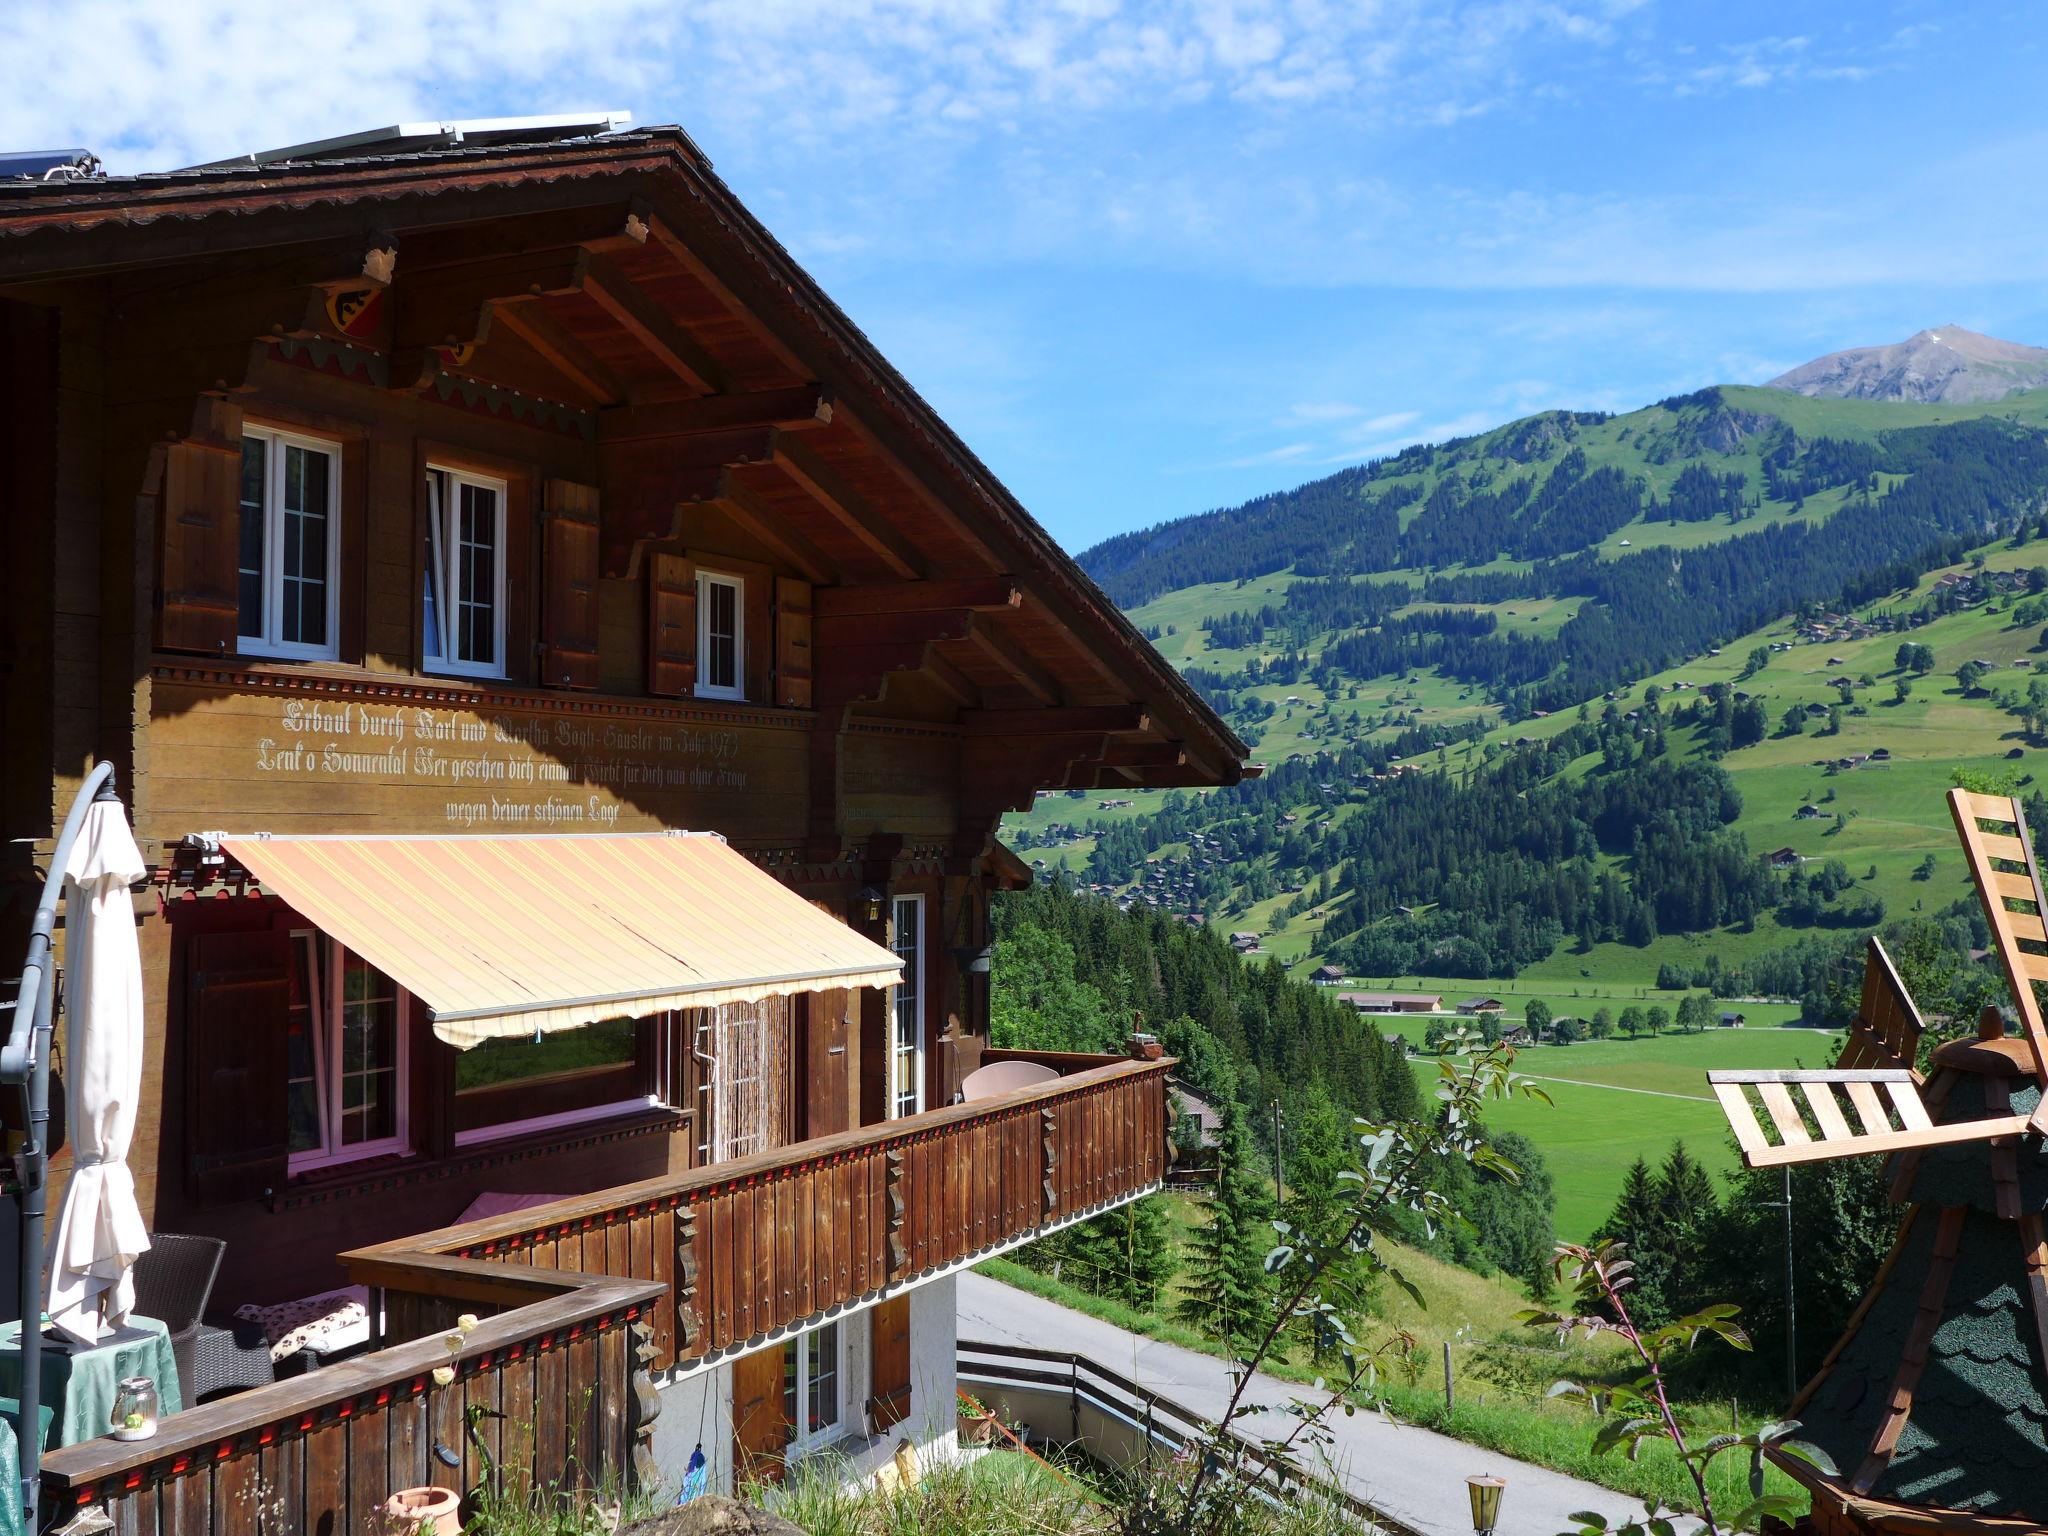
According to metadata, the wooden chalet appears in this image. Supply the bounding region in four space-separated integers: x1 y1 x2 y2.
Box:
0 119 1250 1528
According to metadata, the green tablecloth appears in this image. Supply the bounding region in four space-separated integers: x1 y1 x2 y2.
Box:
0 1316 182 1449
0 1411 19 1536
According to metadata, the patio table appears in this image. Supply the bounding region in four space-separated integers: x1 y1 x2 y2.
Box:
0 1315 181 1449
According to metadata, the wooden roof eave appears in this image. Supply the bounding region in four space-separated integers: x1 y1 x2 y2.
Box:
0 136 1247 777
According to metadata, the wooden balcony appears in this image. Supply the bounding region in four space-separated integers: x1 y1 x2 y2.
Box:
37 1053 1172 1532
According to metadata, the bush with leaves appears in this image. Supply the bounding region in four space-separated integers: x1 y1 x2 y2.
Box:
1521 1241 1836 1536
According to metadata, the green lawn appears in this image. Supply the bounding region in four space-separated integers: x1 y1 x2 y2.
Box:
1402 1026 1844 1240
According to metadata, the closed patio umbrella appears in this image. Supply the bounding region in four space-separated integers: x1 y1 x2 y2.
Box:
44 798 151 1347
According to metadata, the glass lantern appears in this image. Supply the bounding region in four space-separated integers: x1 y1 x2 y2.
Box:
110 1376 160 1441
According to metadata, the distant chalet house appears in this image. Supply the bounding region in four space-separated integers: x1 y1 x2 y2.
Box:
1500 1024 1535 1047
0 121 1256 1507
1805 701 1830 717
1720 1011 1747 1027
1229 931 1260 945
1313 964 1346 985
1872 747 1892 760
1339 992 1442 1014
1769 847 1802 868
1457 997 1506 1015
1096 797 1134 809
1797 804 1827 820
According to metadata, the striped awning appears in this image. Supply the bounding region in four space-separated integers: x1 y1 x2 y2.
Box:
217 832 902 1048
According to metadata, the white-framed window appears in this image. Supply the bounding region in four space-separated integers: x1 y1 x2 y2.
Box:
238 425 341 659
423 466 508 679
890 895 924 1119
696 570 744 700
285 932 411 1172
780 1321 843 1450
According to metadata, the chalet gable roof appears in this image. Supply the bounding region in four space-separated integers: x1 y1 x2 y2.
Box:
0 127 1248 791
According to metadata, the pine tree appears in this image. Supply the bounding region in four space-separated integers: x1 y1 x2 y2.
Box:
1593 1155 1670 1322
1176 1104 1273 1354
1279 1083 1370 1360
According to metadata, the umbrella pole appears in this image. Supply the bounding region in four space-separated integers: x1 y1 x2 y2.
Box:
3 760 117 1532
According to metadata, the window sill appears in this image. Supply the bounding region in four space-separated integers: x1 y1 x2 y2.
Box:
270 1105 687 1213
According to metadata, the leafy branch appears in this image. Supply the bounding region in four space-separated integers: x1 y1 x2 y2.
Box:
1520 1240 1837 1536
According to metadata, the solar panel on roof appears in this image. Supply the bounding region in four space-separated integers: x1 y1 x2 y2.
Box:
185 112 632 171
0 148 100 181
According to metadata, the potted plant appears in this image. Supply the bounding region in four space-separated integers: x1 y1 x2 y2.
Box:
955 1391 998 1446
381 1312 477 1536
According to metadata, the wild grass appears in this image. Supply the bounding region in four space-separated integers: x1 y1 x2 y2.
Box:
759 1451 1102 1536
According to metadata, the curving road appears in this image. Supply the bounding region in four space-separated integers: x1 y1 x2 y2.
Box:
958 1272 1704 1536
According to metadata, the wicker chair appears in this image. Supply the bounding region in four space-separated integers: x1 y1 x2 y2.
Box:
129 1233 224 1400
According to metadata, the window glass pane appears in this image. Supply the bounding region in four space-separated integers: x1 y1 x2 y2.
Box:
808 1323 840 1435
781 1340 800 1448
285 934 321 1155
238 436 267 637
891 898 921 1117
279 444 330 647
337 951 397 1146
453 1018 637 1135
454 481 498 667
698 577 740 692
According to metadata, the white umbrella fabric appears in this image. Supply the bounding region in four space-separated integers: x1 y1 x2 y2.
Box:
44 798 152 1347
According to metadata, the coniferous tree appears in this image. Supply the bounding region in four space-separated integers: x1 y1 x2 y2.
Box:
1176 1104 1274 1354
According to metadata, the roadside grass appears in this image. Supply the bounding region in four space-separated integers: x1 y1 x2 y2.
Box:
976 1233 1805 1521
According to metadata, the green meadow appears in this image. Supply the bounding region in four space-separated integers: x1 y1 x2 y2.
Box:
1400 1025 1845 1239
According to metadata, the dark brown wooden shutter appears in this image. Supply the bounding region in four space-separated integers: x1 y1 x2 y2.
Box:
540 480 601 690
647 552 697 697
156 433 243 655
731 1344 789 1483
774 577 814 708
867 1295 912 1430
183 929 290 1206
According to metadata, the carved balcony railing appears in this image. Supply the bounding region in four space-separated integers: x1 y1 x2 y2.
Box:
35 1052 1172 1534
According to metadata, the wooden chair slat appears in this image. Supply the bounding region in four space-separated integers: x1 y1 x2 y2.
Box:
1744 1114 2033 1168
1949 788 2048 1099
1993 869 2041 905
1955 788 2024 821
1977 829 2030 864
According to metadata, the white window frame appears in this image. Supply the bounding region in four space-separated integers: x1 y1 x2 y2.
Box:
239 424 342 661
695 569 745 701
781 1320 844 1452
889 894 925 1120
423 465 509 680
287 933 412 1174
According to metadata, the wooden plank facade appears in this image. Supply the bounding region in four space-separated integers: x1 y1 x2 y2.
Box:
0 122 1246 1527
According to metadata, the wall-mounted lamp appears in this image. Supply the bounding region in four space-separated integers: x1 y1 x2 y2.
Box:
857 885 887 924
1467 1475 1506 1536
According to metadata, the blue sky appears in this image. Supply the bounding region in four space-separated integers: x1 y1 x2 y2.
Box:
8 1 2046 553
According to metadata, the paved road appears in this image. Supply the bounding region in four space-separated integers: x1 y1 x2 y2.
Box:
959 1272 1695 1536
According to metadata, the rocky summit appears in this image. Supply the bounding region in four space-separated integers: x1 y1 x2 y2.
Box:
1768 324 2048 404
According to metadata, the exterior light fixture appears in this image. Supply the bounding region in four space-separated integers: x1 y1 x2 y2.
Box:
1467 1475 1505 1535
950 944 995 975
857 885 887 924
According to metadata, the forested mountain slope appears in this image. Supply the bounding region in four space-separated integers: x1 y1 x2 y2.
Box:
1008 383 2048 1005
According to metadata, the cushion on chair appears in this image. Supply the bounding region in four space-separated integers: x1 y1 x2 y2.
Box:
233 1286 370 1362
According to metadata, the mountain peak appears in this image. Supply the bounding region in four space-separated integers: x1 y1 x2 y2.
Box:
1767 325 2048 403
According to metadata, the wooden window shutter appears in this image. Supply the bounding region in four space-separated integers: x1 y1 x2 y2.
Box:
867 1295 912 1430
183 929 291 1206
541 480 601 690
647 552 697 697
155 432 243 655
731 1344 789 1483
774 577 814 708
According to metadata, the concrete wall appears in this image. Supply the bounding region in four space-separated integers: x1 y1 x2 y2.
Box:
649 1274 962 1498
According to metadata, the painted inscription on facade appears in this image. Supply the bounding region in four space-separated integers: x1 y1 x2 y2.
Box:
148 675 808 842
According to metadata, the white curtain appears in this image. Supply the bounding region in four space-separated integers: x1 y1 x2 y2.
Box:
46 799 153 1346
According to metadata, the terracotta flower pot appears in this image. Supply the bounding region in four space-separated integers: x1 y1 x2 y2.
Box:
381 1485 461 1536
956 1410 998 1446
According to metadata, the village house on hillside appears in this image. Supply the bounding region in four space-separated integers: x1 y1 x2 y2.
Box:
0 118 1254 1524
1338 991 1442 1014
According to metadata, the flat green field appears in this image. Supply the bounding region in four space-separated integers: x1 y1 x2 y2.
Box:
1407 1027 1845 1240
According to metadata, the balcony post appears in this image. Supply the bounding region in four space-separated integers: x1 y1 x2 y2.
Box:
676 1203 702 1350
885 1146 907 1274
1041 1106 1059 1220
